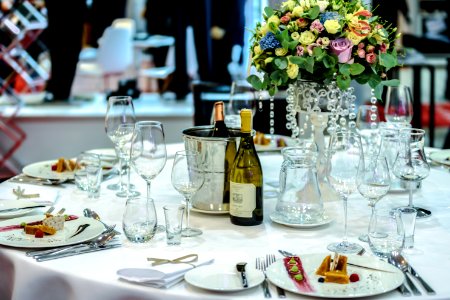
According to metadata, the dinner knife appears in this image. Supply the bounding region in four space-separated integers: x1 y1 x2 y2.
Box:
35 243 122 262
0 205 46 213
408 265 436 295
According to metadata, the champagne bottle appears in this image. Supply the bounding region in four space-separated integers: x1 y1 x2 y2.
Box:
229 109 263 225
211 101 230 137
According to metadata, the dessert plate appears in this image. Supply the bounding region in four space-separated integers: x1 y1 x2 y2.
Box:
0 200 45 219
0 216 104 248
23 160 75 181
429 149 450 167
266 253 404 298
85 148 117 163
270 212 333 228
185 264 264 292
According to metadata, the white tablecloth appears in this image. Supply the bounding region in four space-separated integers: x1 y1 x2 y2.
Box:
1 146 449 300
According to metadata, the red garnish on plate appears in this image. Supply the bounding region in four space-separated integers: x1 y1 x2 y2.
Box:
34 229 44 238
349 273 360 282
0 215 79 232
283 256 314 292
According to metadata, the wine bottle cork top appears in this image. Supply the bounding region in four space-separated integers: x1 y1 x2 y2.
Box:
240 109 252 133
214 101 224 121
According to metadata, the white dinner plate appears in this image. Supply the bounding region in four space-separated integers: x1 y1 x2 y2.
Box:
0 216 104 248
23 159 115 181
255 134 296 152
23 160 75 181
190 207 229 215
0 200 45 219
429 149 450 167
270 212 333 228
266 253 404 298
184 264 265 292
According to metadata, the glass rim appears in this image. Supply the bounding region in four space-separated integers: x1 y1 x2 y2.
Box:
107 95 132 101
135 120 163 127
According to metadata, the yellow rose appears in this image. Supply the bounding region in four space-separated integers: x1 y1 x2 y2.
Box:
291 32 300 40
281 0 296 11
292 6 304 17
287 61 299 79
254 45 263 55
316 0 329 12
267 15 280 30
275 48 288 56
346 31 363 45
299 31 316 45
259 24 269 36
300 0 311 10
264 57 274 64
324 19 341 34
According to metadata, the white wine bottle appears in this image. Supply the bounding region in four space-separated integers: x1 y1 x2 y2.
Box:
211 101 230 137
229 109 263 225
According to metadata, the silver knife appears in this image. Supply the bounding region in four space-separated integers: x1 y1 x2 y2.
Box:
409 265 436 295
0 205 46 213
35 243 121 262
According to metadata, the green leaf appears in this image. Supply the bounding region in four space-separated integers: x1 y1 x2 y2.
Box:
339 64 351 76
288 40 299 50
305 56 315 73
379 52 398 71
289 56 305 65
381 79 400 87
274 57 288 70
268 85 278 96
307 6 320 19
323 55 336 68
247 75 264 90
337 74 351 90
312 47 325 61
349 63 365 75
374 83 383 100
264 7 274 18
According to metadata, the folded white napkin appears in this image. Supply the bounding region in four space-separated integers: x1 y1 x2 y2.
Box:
0 182 59 206
117 256 214 288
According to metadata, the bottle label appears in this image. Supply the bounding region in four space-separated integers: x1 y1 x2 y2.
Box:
230 181 256 218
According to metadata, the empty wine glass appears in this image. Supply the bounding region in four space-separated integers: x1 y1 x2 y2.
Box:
384 85 413 125
393 128 430 218
225 80 257 128
130 121 167 201
356 104 380 155
105 96 136 194
326 131 364 254
171 150 204 237
357 155 391 242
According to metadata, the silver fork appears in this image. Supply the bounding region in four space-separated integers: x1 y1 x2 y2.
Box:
256 257 272 298
267 254 286 298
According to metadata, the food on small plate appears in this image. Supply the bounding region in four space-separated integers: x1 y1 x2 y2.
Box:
51 158 77 173
254 132 287 147
283 256 314 292
315 253 359 284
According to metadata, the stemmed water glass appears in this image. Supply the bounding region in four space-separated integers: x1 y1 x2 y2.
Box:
225 80 257 128
326 131 364 254
105 95 136 196
356 155 391 242
384 85 413 125
171 150 204 237
393 128 430 218
130 121 167 201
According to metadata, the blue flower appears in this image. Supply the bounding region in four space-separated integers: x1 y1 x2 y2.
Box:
259 32 282 51
319 12 341 24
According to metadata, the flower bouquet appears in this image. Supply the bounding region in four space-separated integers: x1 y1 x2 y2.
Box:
247 0 401 99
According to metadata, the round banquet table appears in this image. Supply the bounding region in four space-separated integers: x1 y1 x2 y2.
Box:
1 143 449 300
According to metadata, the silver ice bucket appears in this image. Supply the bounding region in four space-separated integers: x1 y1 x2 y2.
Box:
182 126 240 212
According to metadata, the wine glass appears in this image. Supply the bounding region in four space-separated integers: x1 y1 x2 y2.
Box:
225 80 257 128
356 155 391 242
392 128 431 218
171 150 204 237
356 104 380 156
130 121 167 201
105 95 136 195
384 85 414 125
326 131 364 254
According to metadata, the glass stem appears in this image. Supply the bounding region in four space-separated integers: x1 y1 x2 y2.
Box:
117 156 123 188
126 161 131 198
342 194 348 244
185 197 191 229
146 181 152 201
408 181 414 207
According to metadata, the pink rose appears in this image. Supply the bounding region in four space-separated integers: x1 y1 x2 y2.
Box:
366 52 377 64
281 15 290 24
357 48 365 58
330 38 353 63
307 43 318 55
380 43 388 53
310 19 324 33
366 45 375 53
296 45 304 56
358 42 365 49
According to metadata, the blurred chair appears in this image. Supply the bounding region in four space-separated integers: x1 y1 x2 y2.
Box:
76 26 133 91
112 18 136 36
